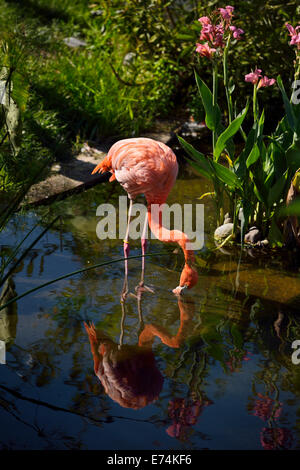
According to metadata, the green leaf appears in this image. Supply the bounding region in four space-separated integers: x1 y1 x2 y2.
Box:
279 197 300 217
286 139 300 174
257 109 265 137
267 171 288 208
277 75 296 132
268 217 284 247
246 143 260 168
240 200 253 239
229 84 235 95
176 33 195 41
178 136 214 180
185 157 214 181
195 71 221 132
211 160 242 190
11 70 29 113
250 171 267 205
231 324 243 350
234 128 256 179
207 343 225 364
179 135 241 190
213 104 248 162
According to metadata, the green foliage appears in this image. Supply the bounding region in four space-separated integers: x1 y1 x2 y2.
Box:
0 0 297 152
0 28 53 193
0 0 298 216
180 5 300 245
213 104 248 161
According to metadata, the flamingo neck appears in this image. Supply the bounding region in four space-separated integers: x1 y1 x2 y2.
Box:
147 203 195 266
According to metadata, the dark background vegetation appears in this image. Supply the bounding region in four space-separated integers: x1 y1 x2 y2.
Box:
0 0 299 187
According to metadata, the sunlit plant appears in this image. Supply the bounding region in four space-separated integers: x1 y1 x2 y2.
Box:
179 6 300 247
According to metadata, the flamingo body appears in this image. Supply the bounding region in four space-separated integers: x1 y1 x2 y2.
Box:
92 138 178 204
92 137 198 293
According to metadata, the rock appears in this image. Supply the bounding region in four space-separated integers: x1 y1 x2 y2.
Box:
23 146 107 207
214 223 234 240
123 52 136 66
180 120 207 139
223 213 232 224
244 226 262 244
63 37 87 48
91 9 103 16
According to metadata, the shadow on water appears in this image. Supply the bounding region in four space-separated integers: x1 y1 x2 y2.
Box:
0 177 300 449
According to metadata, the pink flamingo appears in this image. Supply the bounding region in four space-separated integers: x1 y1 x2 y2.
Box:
92 137 198 298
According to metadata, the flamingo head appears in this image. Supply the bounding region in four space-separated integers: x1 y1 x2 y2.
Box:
172 263 198 295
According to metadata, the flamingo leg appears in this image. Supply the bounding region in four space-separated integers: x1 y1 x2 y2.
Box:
118 301 127 349
121 198 133 302
140 212 148 286
134 211 154 299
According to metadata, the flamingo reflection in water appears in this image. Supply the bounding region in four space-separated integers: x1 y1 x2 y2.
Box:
84 294 212 441
84 320 163 410
138 297 213 440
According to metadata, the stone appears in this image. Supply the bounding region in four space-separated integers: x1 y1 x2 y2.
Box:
123 52 136 66
214 223 234 240
91 9 103 16
23 145 107 206
63 37 87 48
244 226 262 244
223 213 232 224
180 120 207 139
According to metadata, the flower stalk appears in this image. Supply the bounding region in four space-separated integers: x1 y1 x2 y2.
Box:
223 36 233 124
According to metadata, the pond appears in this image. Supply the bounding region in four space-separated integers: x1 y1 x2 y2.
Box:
0 168 300 450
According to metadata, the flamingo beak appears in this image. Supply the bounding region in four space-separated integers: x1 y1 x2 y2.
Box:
172 285 188 296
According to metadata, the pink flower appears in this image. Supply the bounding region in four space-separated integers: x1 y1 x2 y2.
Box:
258 76 276 89
252 394 282 421
199 22 225 48
286 23 300 48
219 5 234 22
226 350 251 373
230 25 244 40
166 397 213 440
200 23 215 42
245 68 262 84
260 427 293 450
242 351 252 361
213 22 225 47
196 42 216 59
198 16 211 25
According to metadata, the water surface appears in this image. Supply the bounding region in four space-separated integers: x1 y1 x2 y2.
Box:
0 174 300 450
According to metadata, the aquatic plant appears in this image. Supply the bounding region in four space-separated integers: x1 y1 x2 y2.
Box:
180 6 300 247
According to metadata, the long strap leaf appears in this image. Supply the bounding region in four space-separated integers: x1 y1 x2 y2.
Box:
0 216 60 287
213 103 248 162
0 220 40 276
0 252 171 312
